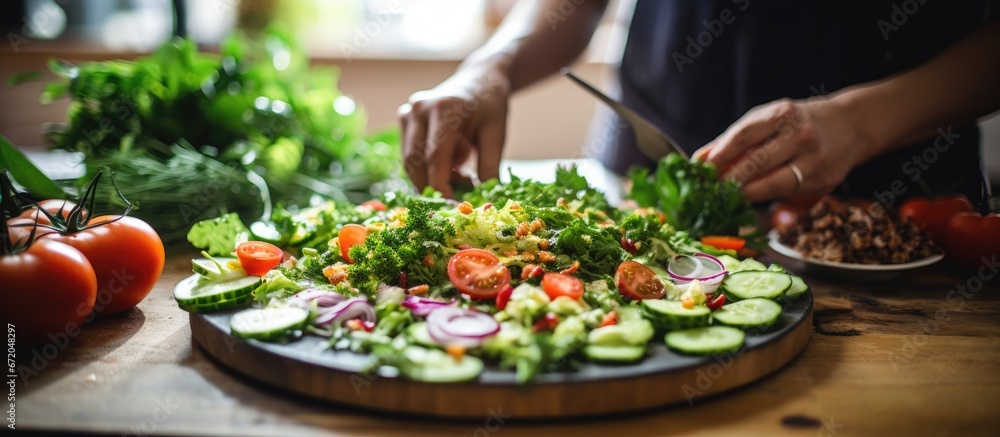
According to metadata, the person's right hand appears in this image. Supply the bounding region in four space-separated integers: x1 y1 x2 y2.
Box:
398 65 512 198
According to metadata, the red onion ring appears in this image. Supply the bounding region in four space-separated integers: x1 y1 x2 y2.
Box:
669 253 728 294
313 297 375 327
401 296 453 317
288 289 345 310
668 253 727 282
425 306 499 348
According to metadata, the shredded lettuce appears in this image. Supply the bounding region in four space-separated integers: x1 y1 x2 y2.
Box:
253 270 306 305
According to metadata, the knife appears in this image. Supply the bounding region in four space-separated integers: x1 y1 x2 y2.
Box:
562 68 689 161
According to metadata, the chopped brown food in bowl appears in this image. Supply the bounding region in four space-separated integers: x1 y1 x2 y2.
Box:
776 197 940 265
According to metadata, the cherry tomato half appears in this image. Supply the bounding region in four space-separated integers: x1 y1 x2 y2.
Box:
236 241 283 276
541 272 584 301
338 224 369 263
447 249 511 299
615 261 665 300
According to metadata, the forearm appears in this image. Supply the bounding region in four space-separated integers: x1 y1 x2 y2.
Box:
834 20 1000 162
460 0 611 92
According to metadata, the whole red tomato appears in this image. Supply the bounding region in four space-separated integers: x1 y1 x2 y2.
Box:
7 217 56 245
18 199 80 225
770 197 819 229
942 212 1000 270
899 195 974 243
42 215 165 316
1 239 97 347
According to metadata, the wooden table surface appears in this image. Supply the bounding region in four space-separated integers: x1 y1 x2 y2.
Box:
15 250 1000 436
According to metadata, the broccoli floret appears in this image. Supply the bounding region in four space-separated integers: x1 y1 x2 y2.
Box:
347 199 454 295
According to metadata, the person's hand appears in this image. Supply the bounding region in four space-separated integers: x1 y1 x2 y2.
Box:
398 66 511 198
694 97 873 203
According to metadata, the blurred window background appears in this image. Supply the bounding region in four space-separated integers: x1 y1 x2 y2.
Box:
2 0 506 57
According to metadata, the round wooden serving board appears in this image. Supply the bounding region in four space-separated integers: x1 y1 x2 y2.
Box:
191 293 813 419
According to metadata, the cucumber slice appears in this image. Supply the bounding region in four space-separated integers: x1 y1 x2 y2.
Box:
400 346 484 383
588 320 654 346
717 254 741 273
665 326 745 355
230 307 310 342
722 271 792 301
406 322 440 348
191 257 243 281
584 345 646 363
785 275 809 300
738 258 768 272
641 299 711 332
766 263 788 273
712 298 783 329
173 274 261 306
178 294 253 313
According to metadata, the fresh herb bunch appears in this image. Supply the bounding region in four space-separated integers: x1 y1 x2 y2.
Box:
28 29 402 245
628 154 754 238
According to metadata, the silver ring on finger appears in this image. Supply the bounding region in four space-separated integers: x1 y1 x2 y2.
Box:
786 162 804 191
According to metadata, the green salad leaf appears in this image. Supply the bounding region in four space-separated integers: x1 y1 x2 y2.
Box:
187 212 250 256
628 154 754 238
0 134 67 199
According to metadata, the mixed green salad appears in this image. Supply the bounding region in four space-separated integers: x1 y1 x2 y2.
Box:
175 160 808 384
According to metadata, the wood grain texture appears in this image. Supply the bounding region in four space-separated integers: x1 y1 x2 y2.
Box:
13 252 1000 436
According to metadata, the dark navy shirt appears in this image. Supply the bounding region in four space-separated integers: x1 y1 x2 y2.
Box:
596 0 992 204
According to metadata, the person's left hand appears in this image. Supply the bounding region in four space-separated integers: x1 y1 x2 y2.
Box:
694 97 872 203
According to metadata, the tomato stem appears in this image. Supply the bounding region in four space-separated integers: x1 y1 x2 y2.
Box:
36 167 135 235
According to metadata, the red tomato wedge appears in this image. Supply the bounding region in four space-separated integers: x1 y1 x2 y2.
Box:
236 241 283 276
615 261 665 300
338 224 369 263
541 272 584 301
447 249 511 299
495 285 514 310
700 235 746 251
